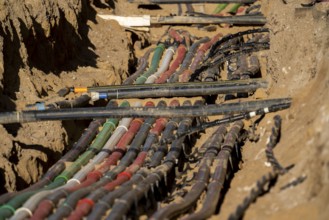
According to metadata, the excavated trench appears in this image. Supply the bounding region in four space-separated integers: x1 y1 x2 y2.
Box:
0 0 328 219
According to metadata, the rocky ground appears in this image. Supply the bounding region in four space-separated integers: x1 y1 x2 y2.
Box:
0 0 328 219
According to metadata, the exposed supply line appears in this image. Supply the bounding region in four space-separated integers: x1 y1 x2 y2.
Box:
123 47 155 85
106 100 195 220
67 101 176 219
183 121 244 220
88 110 181 219
88 79 268 101
180 33 222 82
47 101 165 220
145 46 175 83
169 37 210 83
0 98 291 124
97 14 266 27
153 102 291 150
30 102 154 219
134 43 165 84
150 124 227 219
0 101 129 220
26 116 134 220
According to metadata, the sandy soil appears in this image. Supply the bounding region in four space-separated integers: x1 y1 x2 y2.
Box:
0 0 328 219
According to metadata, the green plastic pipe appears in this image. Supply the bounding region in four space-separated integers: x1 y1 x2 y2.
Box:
213 3 228 14
134 43 165 84
228 3 242 14
51 101 130 185
0 180 65 220
0 101 129 220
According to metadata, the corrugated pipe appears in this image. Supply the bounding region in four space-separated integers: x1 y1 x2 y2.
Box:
35 104 149 220
189 41 269 82
106 100 194 220
206 28 269 61
86 169 150 220
67 101 175 220
0 101 125 220
180 33 222 82
28 105 144 220
168 37 210 83
155 45 187 83
47 101 163 220
151 123 227 219
134 43 165 84
183 121 244 220
0 117 105 205
122 47 154 85
145 46 175 83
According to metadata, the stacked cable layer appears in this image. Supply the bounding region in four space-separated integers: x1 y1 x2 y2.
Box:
0 24 292 220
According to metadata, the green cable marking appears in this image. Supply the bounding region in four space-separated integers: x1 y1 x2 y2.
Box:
0 205 15 214
54 175 69 183
228 3 242 14
156 43 165 51
213 3 228 14
104 120 117 128
135 43 165 84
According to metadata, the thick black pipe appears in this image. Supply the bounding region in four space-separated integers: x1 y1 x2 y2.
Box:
0 101 118 204
47 102 164 220
207 28 269 61
190 45 269 82
87 169 149 220
123 48 154 85
151 124 227 219
0 98 291 124
152 102 290 149
106 102 194 220
168 37 210 82
0 118 105 205
147 117 181 168
184 121 244 220
26 94 91 110
91 79 267 97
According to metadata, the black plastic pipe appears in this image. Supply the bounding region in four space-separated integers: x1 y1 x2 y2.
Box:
206 28 269 61
84 79 267 98
87 169 149 220
26 94 91 110
184 121 244 220
168 37 210 82
106 101 194 220
47 102 164 220
151 124 227 219
0 98 292 124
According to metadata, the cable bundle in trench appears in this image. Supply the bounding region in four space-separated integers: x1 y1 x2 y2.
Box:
0 26 291 220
